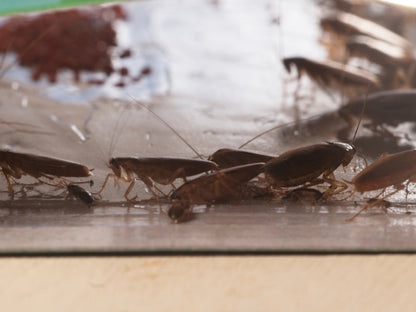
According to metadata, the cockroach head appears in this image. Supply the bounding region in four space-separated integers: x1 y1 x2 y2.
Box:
282 58 292 73
109 158 121 177
334 142 356 166
168 203 184 221
168 199 193 223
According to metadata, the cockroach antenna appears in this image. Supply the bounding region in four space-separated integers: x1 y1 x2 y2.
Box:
238 113 324 149
350 92 367 146
127 94 204 160
107 108 130 161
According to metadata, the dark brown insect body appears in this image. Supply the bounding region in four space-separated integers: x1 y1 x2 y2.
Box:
208 148 275 169
264 142 355 195
168 163 265 222
283 57 380 96
98 156 218 200
338 89 416 139
66 184 94 207
0 149 92 198
347 150 416 220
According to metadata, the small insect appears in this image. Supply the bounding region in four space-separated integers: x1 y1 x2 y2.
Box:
283 57 380 98
346 150 416 221
97 157 218 201
263 142 355 196
168 163 265 222
235 103 364 199
338 89 416 140
0 149 92 199
320 12 414 53
66 183 94 207
208 148 275 169
168 199 194 223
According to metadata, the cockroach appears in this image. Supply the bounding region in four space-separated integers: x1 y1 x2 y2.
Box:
168 199 194 223
283 57 380 97
239 99 366 198
168 163 265 222
320 12 414 53
208 148 275 169
66 184 94 207
261 88 370 197
346 150 416 221
97 98 219 201
98 157 218 201
0 149 92 199
263 142 355 196
338 89 416 139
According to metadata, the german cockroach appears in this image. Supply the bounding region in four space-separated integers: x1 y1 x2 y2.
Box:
263 142 355 196
66 184 94 207
231 107 364 198
346 150 416 221
97 157 218 201
320 12 414 53
168 163 265 222
238 107 365 198
168 199 194 223
283 57 380 97
96 96 220 201
338 89 416 139
0 149 92 199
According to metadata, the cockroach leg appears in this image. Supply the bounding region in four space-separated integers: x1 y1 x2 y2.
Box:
123 180 138 201
3 173 14 199
96 173 130 197
321 173 349 197
346 185 405 222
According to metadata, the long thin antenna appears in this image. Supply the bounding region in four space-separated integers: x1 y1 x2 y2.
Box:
350 91 367 145
108 109 126 161
127 95 203 159
238 113 325 149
